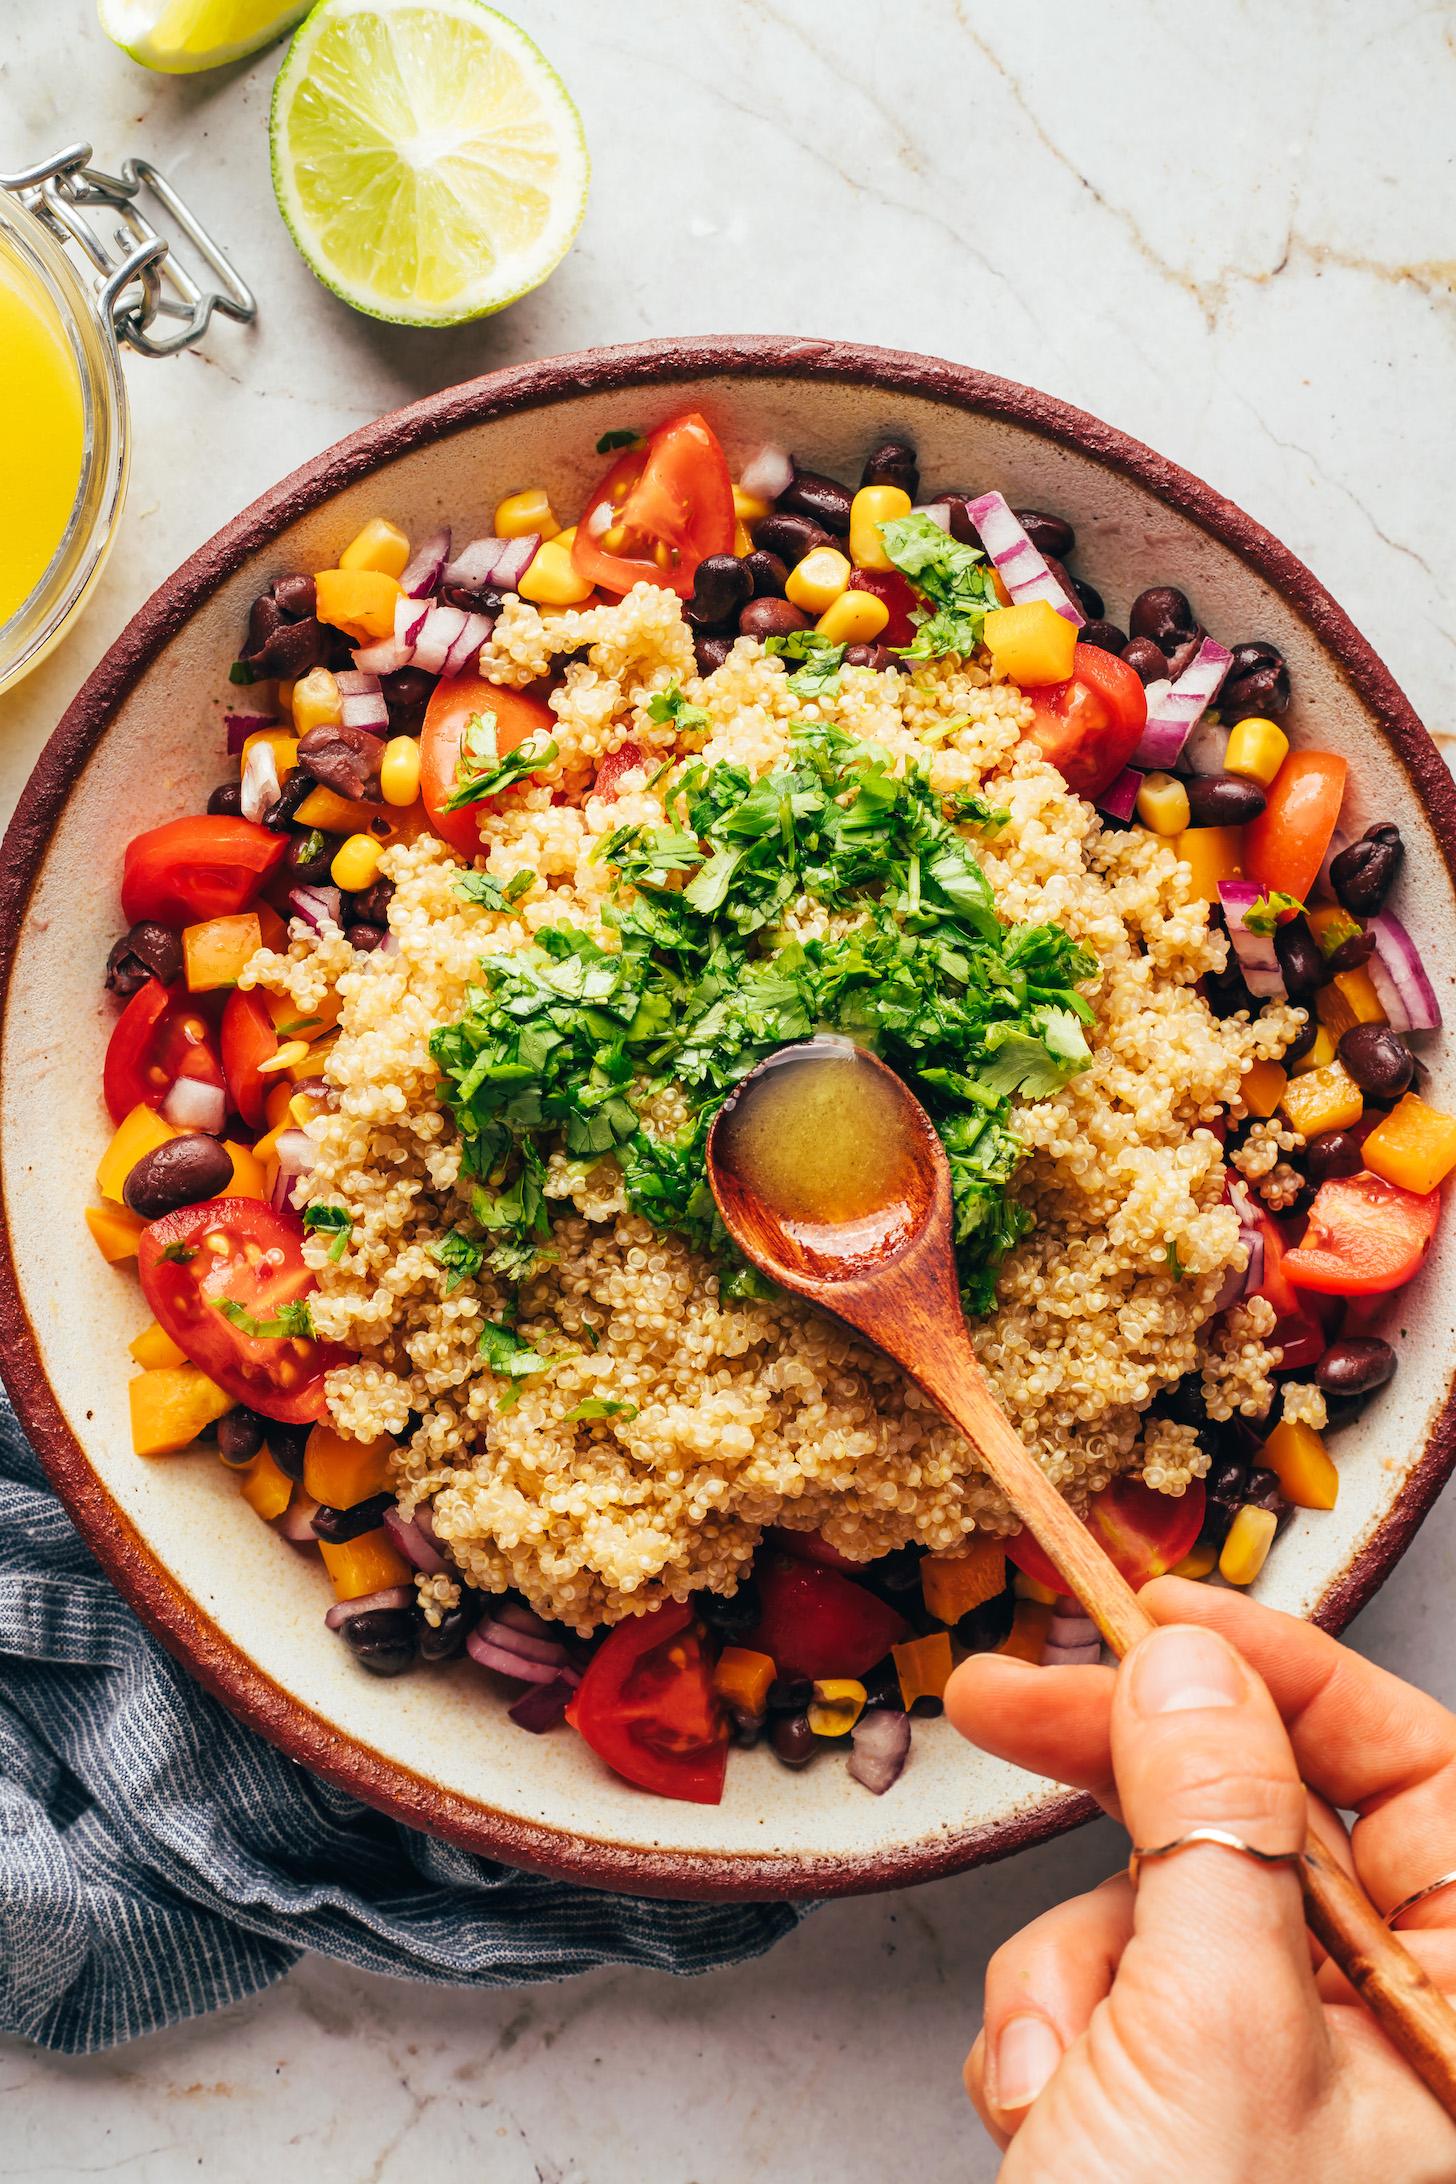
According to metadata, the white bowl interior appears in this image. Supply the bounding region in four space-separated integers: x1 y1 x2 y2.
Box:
6 371 1455 1882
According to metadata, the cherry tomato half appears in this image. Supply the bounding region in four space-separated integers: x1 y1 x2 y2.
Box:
121 816 287 929
565 1600 729 1804
104 978 226 1126
741 1558 909 1682
1282 1169 1440 1295
846 569 920 648
589 738 647 803
419 672 557 860
138 1197 353 1423
1022 644 1148 800
1243 750 1347 903
571 412 734 600
1006 1474 1206 1594
1252 1211 1301 1320
221 987 279 1131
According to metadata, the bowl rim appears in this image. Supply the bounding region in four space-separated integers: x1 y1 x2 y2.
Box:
4 333 1456 1901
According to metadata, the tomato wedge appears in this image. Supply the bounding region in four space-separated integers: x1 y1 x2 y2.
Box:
1282 1169 1440 1295
571 412 734 600
1243 750 1347 903
138 1197 353 1423
104 978 226 1126
763 1525 864 1576
565 1600 729 1804
1252 1211 1301 1319
846 569 920 648
589 738 647 803
121 816 287 928
221 987 279 1131
1006 1474 1206 1594
742 1558 908 1681
1023 645 1148 800
419 673 557 860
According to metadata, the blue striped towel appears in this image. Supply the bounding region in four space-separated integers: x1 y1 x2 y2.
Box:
0 1396 809 2053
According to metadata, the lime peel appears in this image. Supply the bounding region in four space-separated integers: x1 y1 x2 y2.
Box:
98 0 311 72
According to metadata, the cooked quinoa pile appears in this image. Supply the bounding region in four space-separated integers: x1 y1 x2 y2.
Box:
242 586 1300 1631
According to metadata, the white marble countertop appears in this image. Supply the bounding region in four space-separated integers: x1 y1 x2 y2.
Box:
4 2 1456 2176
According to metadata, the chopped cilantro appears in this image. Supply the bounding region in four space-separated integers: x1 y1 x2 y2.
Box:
278 1016 323 1037
478 1318 554 1392
1166 1240 1185 1281
428 1228 484 1294
444 713 560 813
215 1297 314 1339
646 684 710 735
1315 908 1362 959
228 661 254 686
763 629 846 701
454 867 537 913
877 513 1002 661
596 428 644 454
1243 891 1304 939
158 1241 198 1266
302 1204 353 1263
563 1397 639 1422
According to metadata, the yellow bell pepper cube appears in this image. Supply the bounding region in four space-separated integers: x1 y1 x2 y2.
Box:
997 1598 1052 1664
1173 826 1244 904
815 588 890 646
313 567 402 643
265 986 342 1045
129 1365 235 1456
257 902 289 955
338 517 410 579
291 785 396 838
304 1424 395 1509
97 1103 177 1202
848 484 912 570
1279 1061 1363 1140
182 912 263 993
286 1035 336 1084
291 667 343 734
785 546 852 616
1135 772 1191 836
981 600 1077 687
1171 1542 1218 1579
1012 1569 1058 1606
320 1530 414 1601
732 484 771 524
1218 1504 1278 1586
225 1140 267 1201
86 1202 148 1263
518 538 594 607
732 518 755 558
893 1630 955 1705
1290 1023 1336 1076
239 728 298 781
1241 1057 1288 1119
1263 1419 1338 1511
1224 717 1290 788
494 488 558 540
239 1447 294 1520
1306 903 1362 954
128 1321 188 1369
1362 1093 1456 1196
712 1647 776 1716
1316 967 1386 1041
920 1538 1007 1623
807 1679 868 1737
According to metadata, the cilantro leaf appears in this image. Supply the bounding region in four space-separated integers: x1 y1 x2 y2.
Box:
596 428 644 453
228 661 254 686
158 1241 198 1266
1166 1240 1185 1281
214 1297 314 1340
478 1319 553 1381
1243 890 1304 938
563 1397 639 1422
763 629 846 700
877 513 1001 661
428 1228 484 1295
1314 908 1362 959
443 713 560 813
302 1204 353 1263
646 684 710 735
454 867 537 912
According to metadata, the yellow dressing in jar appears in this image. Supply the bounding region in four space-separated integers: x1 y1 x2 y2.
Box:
0 233 84 629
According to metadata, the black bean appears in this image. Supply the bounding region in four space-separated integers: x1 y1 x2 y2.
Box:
1244 1470 1293 1534
1012 509 1075 559
244 614 330 681
693 633 734 676
955 1587 1017 1654
1221 641 1290 720
1166 628 1210 682
744 550 788 599
123 1135 235 1220
909 1694 945 1718
265 1422 310 1484
780 465 853 533
296 723 386 802
740 597 810 640
1315 1337 1397 1396
1331 824 1404 917
338 1606 417 1677
343 878 392 928
346 923 387 953
1185 775 1267 828
263 769 316 834
685 553 753 631
1273 915 1325 999
860 440 919 500
1323 1392 1370 1435
216 1407 266 1468
860 1659 906 1713
1203 964 1258 1020
287 829 336 885
697 1577 762 1642
731 1712 766 1749
311 1491 395 1544
754 511 833 566
1129 586 1196 651
1078 620 1128 656
206 782 244 819
1338 1024 1413 1099
862 1544 924 1595
766 1676 813 1717
1072 578 1104 620
1122 635 1170 685
379 666 437 729
1158 1374 1210 1430
417 1593 485 1663
770 1713 818 1766
1304 1128 1365 1184
843 643 897 672
247 591 284 653
1327 930 1376 975
105 921 182 996
272 573 317 621
1283 1019 1319 1064
1199 1453 1250 1547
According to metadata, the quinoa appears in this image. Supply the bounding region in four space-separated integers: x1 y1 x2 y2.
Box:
242 586 1299 1631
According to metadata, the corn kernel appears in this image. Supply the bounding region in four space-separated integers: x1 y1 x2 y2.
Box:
807 1679 867 1737
1171 1542 1218 1579
257 1039 311 1077
1224 716 1290 788
1135 771 1191 835
1218 1504 1278 1586
495 488 558 540
331 832 384 892
1240 1057 1288 1119
733 519 755 558
518 538 594 606
291 666 342 733
733 484 771 524
815 588 890 646
784 546 852 614
338 517 410 579
849 484 912 571
982 600 1078 686
553 525 577 552
380 735 422 807
1290 1022 1336 1075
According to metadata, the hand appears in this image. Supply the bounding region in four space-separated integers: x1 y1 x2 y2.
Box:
944 1577 1456 2182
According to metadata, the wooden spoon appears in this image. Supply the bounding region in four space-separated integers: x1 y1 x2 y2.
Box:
708 1035 1456 2118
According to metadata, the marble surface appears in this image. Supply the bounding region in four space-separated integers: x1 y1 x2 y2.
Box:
3 1 1456 2176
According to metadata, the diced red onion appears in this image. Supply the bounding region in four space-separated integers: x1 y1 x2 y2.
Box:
288 884 342 933
1219 882 1286 998
341 690 389 730
1180 714 1231 777
268 1164 299 1216
400 527 451 598
1314 827 1350 902
440 610 495 679
965 491 1085 624
1041 1640 1101 1667
240 739 282 823
508 1675 578 1732
162 1076 226 1133
1205 1113 1228 1145
493 534 543 593
335 670 379 697
444 533 541 595
277 1494 321 1543
1047 1611 1097 1648
383 1503 447 1575
1210 1259 1247 1315
395 592 432 650
739 444 794 500
352 634 415 677
466 1630 563 1684
410 603 468 675
1095 766 1143 822
325 1585 413 1629
476 1617 567 1667
1239 1225 1265 1296
1223 1174 1256 1225
493 1600 552 1638
225 712 278 755
413 1502 440 1546
1366 910 1441 1032
847 1708 911 1794
910 501 952 533
274 1128 317 1178
1131 640 1232 769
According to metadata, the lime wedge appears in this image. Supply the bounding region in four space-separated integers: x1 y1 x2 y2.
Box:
270 0 589 327
98 0 310 71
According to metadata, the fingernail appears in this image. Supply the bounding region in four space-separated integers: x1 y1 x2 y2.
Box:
994 2014 1063 2111
1130 1625 1243 1715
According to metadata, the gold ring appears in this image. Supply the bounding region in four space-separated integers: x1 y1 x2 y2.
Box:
1128 1828 1305 1890
1385 1869 1456 1928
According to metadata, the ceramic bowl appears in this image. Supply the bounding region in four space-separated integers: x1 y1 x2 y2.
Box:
4 337 1456 1901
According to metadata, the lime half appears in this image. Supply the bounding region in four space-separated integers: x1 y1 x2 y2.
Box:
270 0 589 326
98 0 310 71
